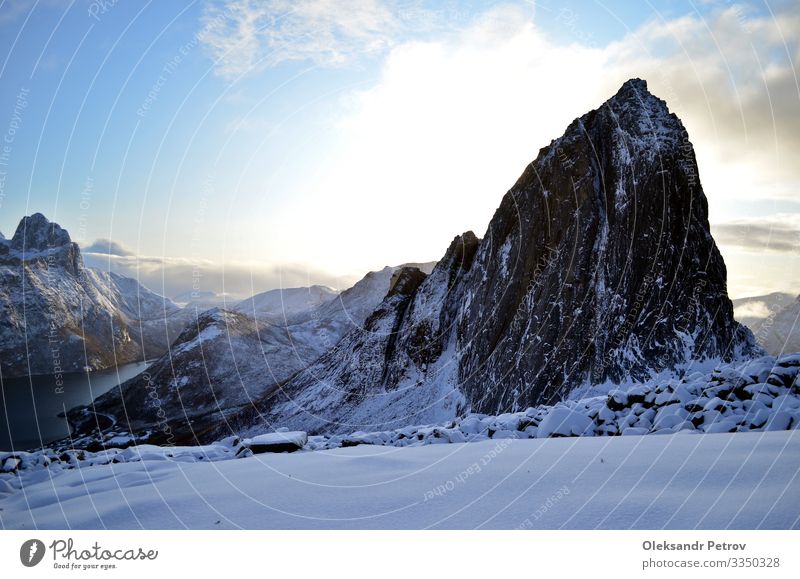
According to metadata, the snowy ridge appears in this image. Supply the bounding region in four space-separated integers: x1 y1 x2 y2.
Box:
223 237 476 436
234 285 339 322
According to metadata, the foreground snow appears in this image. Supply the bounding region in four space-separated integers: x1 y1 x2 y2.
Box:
2 431 798 529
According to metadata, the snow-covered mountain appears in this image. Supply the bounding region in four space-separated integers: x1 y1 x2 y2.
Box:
68 262 436 444
225 78 760 436
234 285 339 321
0 214 191 378
735 292 800 355
172 290 232 309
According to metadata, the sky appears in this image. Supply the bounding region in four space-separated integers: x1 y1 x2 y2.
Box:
0 0 797 300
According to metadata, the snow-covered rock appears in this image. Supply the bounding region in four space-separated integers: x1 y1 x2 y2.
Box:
246 431 308 454
537 407 594 437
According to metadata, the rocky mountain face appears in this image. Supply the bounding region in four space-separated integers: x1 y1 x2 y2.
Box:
0 214 190 378
68 262 436 444
735 293 800 355
224 78 760 436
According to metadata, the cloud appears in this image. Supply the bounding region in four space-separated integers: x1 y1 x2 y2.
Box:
0 0 71 26
193 1 799 298
81 249 358 301
276 2 800 292
712 215 800 254
734 299 774 321
601 3 800 199
200 0 403 79
82 238 135 257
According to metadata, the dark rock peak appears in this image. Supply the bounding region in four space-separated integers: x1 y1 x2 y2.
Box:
388 267 427 297
441 231 480 270
11 213 73 251
255 77 758 430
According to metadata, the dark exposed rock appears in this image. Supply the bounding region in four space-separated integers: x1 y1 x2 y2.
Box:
246 431 307 454
457 79 759 413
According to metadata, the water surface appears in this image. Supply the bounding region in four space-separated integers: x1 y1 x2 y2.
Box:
0 361 149 451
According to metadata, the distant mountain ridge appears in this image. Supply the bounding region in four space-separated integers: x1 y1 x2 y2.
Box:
735 292 800 355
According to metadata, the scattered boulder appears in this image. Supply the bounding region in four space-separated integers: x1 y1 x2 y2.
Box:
538 407 593 438
245 432 308 454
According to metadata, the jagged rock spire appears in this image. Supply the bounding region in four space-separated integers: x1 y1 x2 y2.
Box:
11 213 73 251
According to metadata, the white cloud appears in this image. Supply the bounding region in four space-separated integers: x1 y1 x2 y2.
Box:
200 0 403 79
82 250 354 300
273 2 800 289
82 238 135 257
712 214 800 254
196 1 799 297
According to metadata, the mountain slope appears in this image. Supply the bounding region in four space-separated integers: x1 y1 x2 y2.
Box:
0 214 190 378
68 262 436 443
235 285 339 322
233 78 760 435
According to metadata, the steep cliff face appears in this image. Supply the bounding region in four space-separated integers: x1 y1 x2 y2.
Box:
230 78 759 436
456 78 759 412
0 214 189 378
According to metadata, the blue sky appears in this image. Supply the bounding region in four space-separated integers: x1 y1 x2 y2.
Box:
0 0 798 299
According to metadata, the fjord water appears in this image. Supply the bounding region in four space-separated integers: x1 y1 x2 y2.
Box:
0 361 149 451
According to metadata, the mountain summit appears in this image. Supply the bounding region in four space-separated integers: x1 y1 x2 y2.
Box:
227 78 759 435
10 213 73 251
